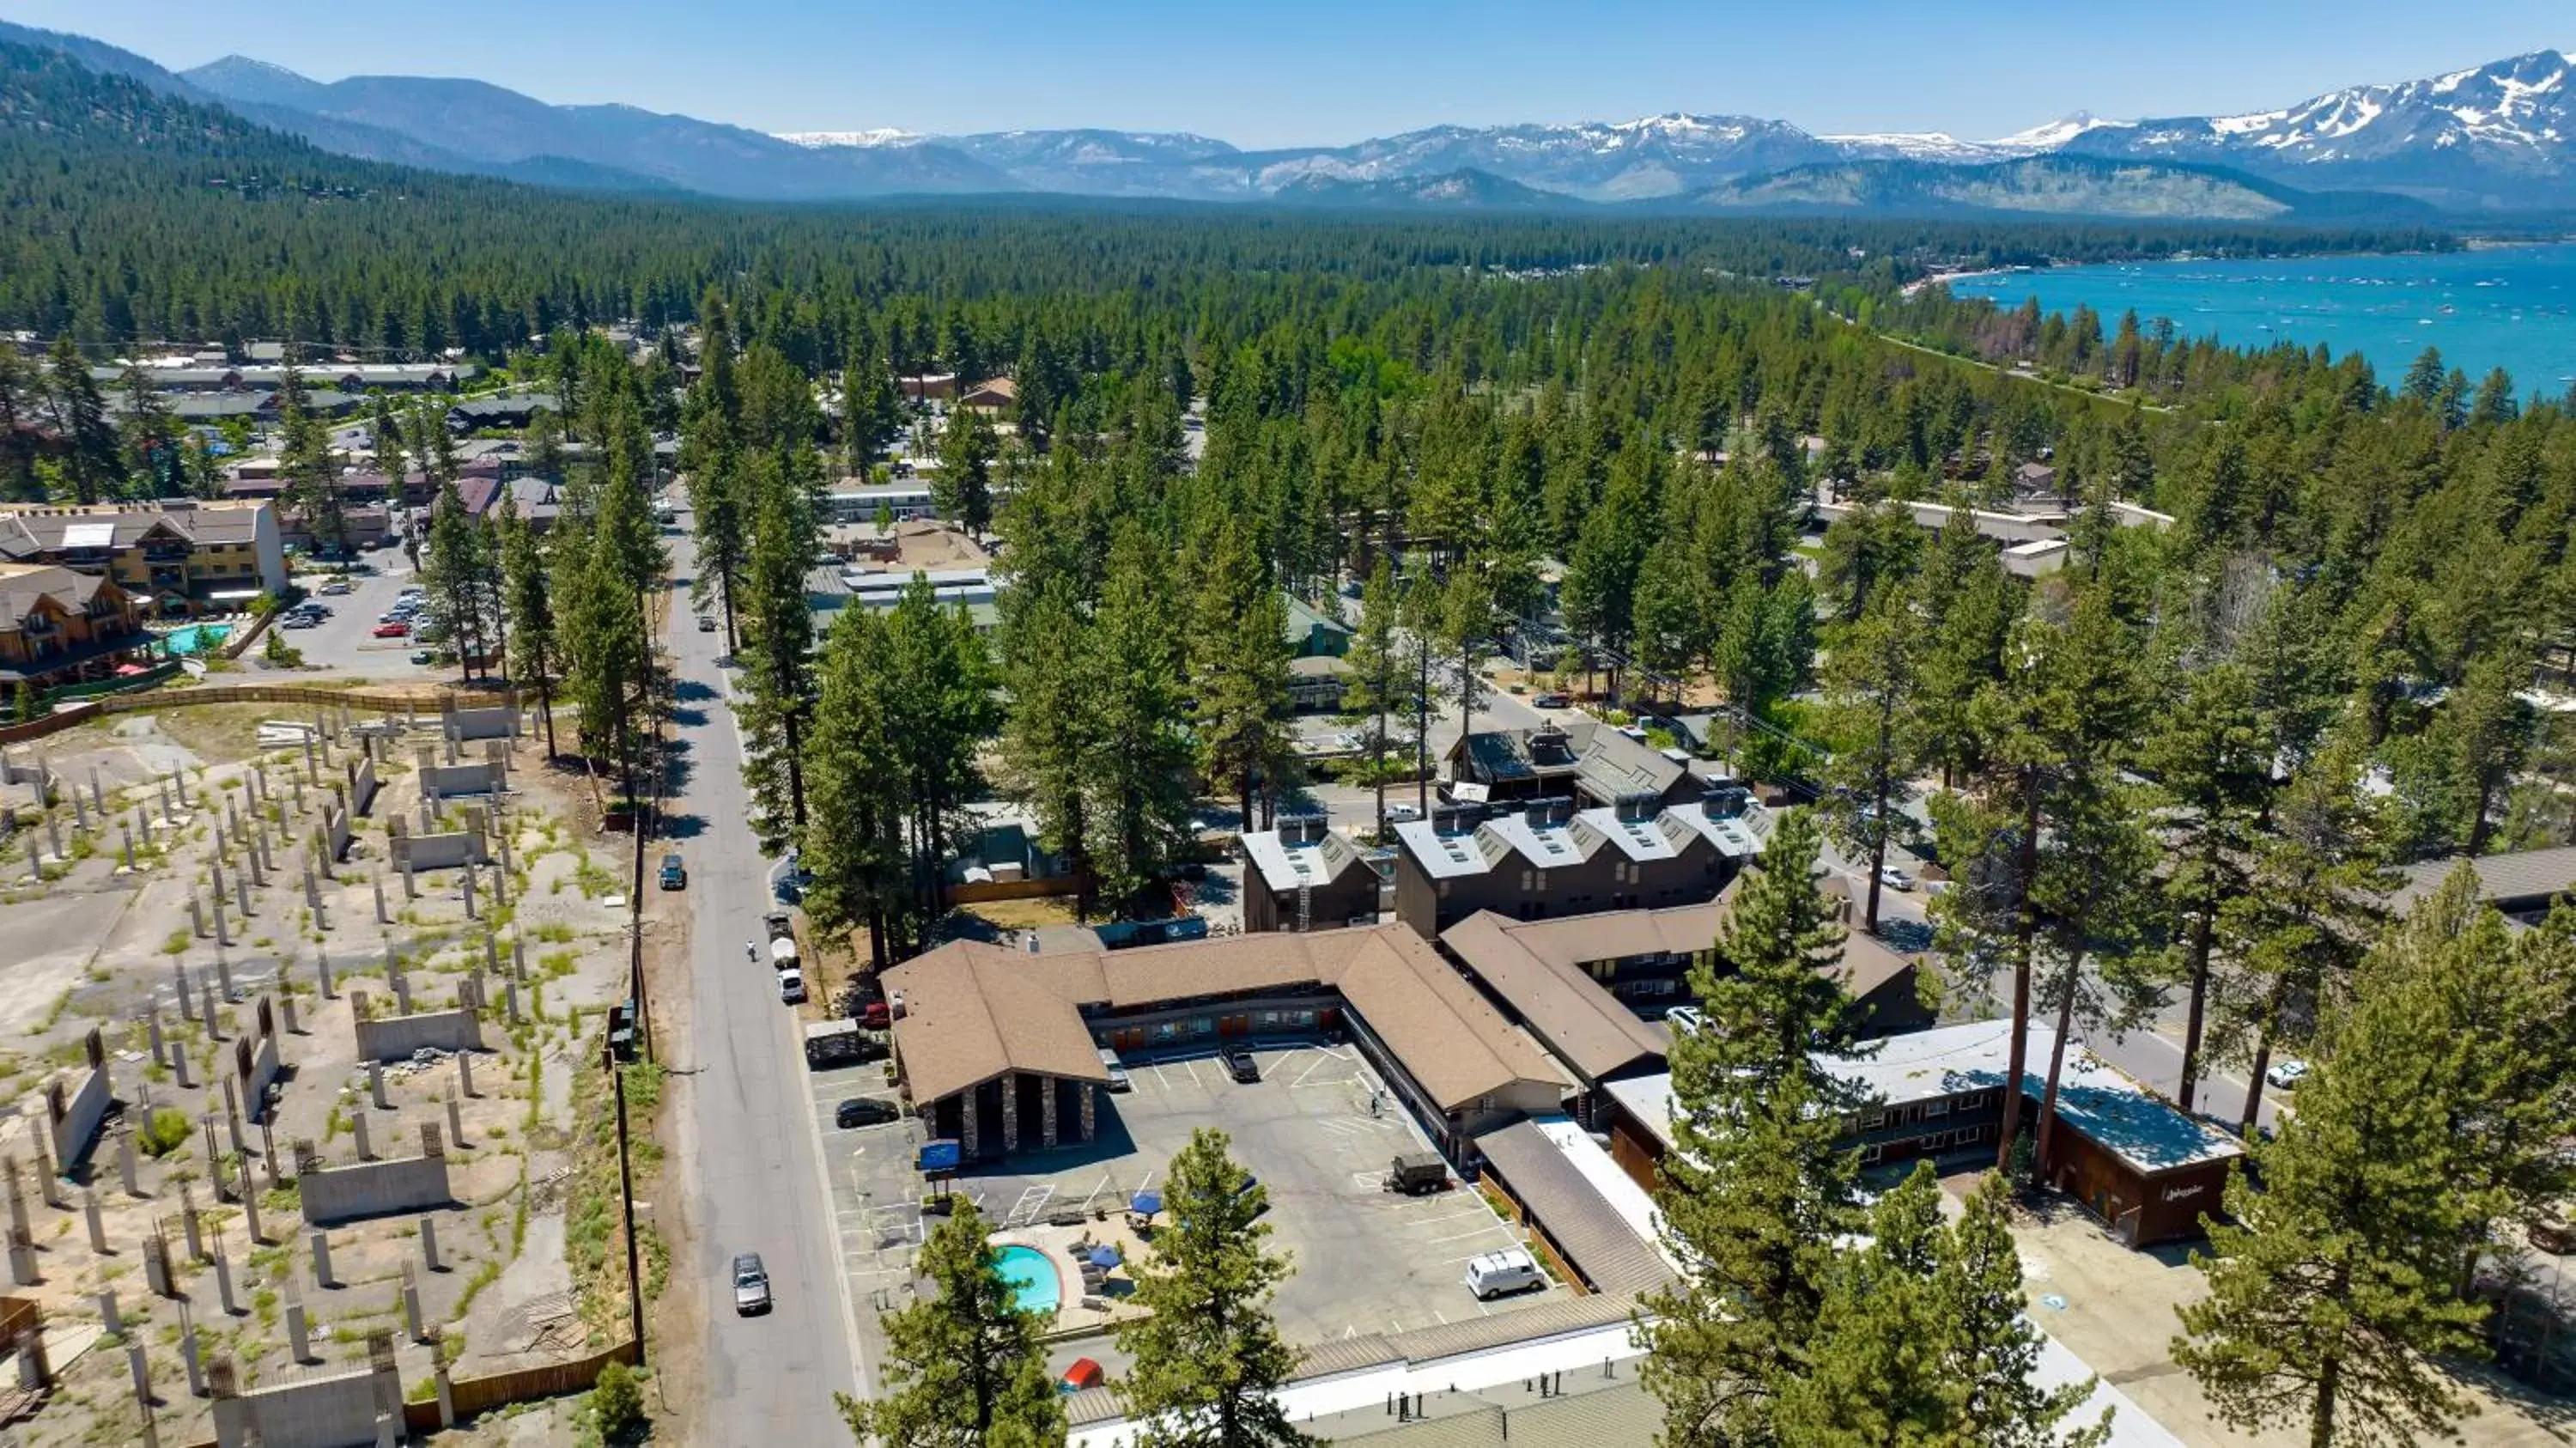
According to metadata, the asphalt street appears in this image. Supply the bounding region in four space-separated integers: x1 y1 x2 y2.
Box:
661 529 865 1440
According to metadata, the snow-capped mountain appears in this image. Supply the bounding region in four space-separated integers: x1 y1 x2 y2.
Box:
1821 132 2018 164
777 129 920 149
2062 51 2576 206
1992 113 2133 152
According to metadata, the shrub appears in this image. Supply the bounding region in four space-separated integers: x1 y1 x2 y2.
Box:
592 1360 646 1440
135 1107 191 1158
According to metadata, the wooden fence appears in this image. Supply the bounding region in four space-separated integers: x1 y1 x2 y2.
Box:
402 1337 642 1430
0 682 501 746
950 873 1087 904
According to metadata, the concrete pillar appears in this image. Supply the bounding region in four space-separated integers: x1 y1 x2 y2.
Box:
233 866 250 918
99 1287 121 1335
211 890 229 949
143 1232 172 1296
33 1137 61 1208
286 1300 312 1362
45 809 63 861
215 952 234 1001
83 1189 106 1254
1042 1080 1060 1149
238 1159 261 1244
434 1354 455 1427
309 1229 333 1289
180 1186 204 1261
401 855 416 901
212 1245 236 1316
201 982 222 1039
138 804 154 849
353 1110 372 1161
72 787 88 830
172 1041 191 1091
998 1070 1018 1153
147 1001 166 1063
88 765 104 814
317 947 334 998
457 1051 476 1098
402 1269 424 1341
157 776 173 823
419 1214 440 1273
180 1316 204 1396
188 894 205 940
303 859 320 911
222 1080 246 1154
120 823 135 873
461 858 477 919
369 1059 388 1110
118 1129 139 1196
484 932 501 976
373 871 389 924
378 1410 399 1448
1080 1082 1097 1142
18 1325 47 1390
512 935 527 982
280 992 299 1035
7 1229 34 1286
503 979 519 1024
392 970 413 1015
3 1158 24 1238
445 1087 465 1146
126 1342 153 1413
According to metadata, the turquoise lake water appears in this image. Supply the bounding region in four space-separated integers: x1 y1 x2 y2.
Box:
1948 244 2576 399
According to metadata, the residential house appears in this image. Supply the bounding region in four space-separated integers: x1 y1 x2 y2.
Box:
957 377 1018 413
1444 721 1693 811
1239 815 1384 933
94 363 469 394
2390 846 2576 925
1284 595 1353 659
901 374 960 403
1287 654 1350 713
823 480 939 525
0 502 286 616
1389 795 1759 940
0 564 150 691
447 393 557 431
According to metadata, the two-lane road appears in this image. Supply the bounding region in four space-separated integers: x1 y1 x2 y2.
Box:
660 531 864 1442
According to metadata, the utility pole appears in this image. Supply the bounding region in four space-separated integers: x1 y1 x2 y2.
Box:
605 1035 647 1363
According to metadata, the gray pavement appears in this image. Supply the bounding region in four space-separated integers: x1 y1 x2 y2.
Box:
663 531 864 1440
272 552 438 678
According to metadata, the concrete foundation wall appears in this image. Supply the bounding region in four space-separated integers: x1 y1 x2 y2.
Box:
418 760 504 798
444 702 519 742
212 1362 398 1448
300 1153 453 1225
237 1029 283 1121
50 1062 110 1167
353 1008 483 1063
346 755 379 817
393 830 489 871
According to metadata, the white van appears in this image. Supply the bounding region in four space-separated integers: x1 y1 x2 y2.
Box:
1462 1248 1545 1301
777 967 806 1005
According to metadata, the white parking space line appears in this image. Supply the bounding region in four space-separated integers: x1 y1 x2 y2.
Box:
1426 1225 1511 1246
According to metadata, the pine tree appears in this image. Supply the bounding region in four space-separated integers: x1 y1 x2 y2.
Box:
2174 871 2496 1447
114 364 179 493
1190 521 1294 830
1336 560 1425 841
42 338 119 503
421 481 501 678
996 577 1098 916
737 454 817 843
1642 809 1863 1445
1084 525 1196 908
839 1201 1066 1448
495 506 559 755
2145 660 2269 1111
1111 1129 1310 1448
802 606 911 968
937 403 999 538
276 368 346 553
1818 587 1917 934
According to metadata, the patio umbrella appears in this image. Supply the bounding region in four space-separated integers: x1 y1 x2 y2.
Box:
1128 1190 1162 1216
1087 1245 1121 1269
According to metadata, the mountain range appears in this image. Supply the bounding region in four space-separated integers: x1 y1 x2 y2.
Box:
3 18 2568 216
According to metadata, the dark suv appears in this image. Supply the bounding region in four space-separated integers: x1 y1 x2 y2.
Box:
1222 1046 1260 1083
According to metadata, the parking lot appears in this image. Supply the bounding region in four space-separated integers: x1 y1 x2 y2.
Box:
810 1039 1556 1360
276 551 439 677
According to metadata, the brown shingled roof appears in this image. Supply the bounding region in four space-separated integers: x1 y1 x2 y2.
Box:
1438 913 1669 1084
882 942 1111 1104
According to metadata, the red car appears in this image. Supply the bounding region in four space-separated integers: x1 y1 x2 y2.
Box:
372 621 410 638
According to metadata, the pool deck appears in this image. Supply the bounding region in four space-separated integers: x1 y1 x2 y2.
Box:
988 1224 1147 1336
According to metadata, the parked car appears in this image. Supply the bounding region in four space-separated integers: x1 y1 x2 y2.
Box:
658 853 686 890
2264 1058 2310 1090
858 1000 890 1031
778 968 807 1005
698 614 717 632
732 1253 771 1314
409 649 434 666
371 622 409 638
1531 692 1571 709
835 1098 900 1129
1385 804 1423 824
281 615 319 630
318 579 353 595
1221 1046 1260 1083
1878 865 1917 892
1463 1249 1546 1301
1099 1048 1131 1092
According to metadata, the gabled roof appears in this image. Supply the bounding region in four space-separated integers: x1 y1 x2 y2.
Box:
1240 824 1371 894
0 563 117 630
884 925 1563 1115
1440 912 1669 1083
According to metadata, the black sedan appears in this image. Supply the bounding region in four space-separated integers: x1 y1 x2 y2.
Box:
835 1098 900 1129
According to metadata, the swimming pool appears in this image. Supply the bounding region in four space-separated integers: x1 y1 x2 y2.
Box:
993 1244 1061 1314
159 624 232 657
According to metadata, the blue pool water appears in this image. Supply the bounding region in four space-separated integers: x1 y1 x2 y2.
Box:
159 624 232 657
1948 243 2576 399
994 1244 1060 1314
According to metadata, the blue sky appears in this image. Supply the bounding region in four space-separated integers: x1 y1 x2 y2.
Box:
4 0 2571 148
